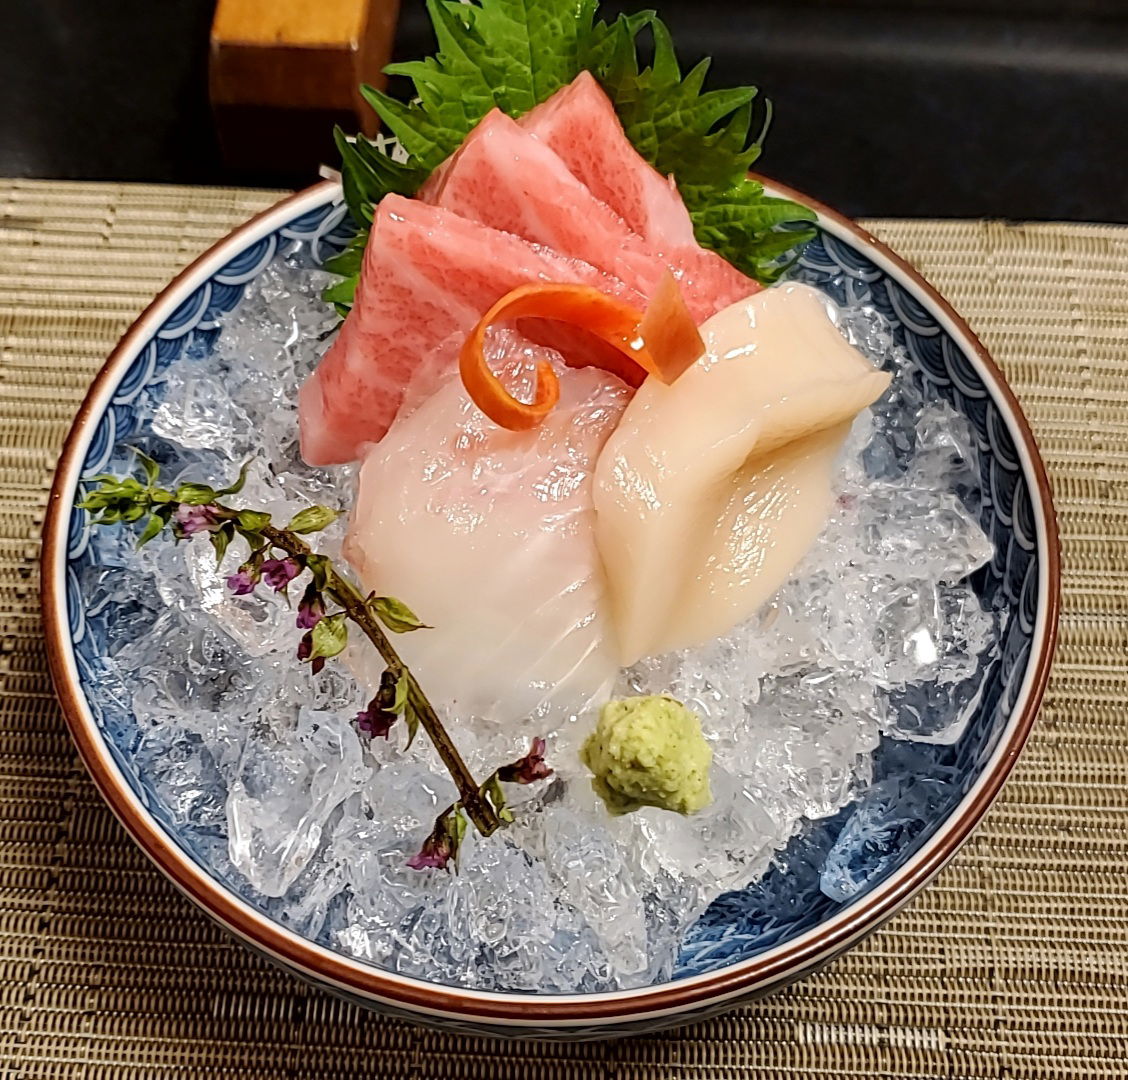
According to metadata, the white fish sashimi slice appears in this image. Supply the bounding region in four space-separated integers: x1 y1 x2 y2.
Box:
344 335 630 728
593 283 892 664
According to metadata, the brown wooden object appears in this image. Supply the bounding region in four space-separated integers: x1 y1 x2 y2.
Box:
209 0 400 180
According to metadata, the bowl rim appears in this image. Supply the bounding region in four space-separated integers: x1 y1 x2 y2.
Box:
41 177 1061 1028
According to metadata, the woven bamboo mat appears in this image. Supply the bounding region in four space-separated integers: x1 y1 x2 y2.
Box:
0 178 1124 1077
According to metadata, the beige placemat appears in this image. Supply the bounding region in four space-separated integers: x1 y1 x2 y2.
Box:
0 178 1124 1077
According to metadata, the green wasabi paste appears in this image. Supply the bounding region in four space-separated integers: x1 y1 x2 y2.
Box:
580 695 713 816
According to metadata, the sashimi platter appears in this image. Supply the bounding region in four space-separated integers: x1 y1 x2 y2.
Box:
69 0 1020 997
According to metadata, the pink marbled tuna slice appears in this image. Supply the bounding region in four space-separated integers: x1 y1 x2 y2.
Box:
298 194 642 465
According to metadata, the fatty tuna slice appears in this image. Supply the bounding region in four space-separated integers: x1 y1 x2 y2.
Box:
518 70 698 252
421 109 669 301
298 194 643 465
518 71 758 315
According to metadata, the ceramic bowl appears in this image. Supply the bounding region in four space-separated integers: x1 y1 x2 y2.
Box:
41 179 1059 1039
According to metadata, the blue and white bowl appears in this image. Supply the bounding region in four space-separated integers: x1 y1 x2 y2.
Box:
41 180 1059 1038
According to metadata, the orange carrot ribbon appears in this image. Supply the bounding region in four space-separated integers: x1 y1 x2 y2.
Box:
459 270 704 431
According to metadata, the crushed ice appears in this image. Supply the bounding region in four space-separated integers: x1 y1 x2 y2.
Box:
83 242 1000 992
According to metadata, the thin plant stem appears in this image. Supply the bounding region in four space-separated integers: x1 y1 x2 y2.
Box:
255 519 501 836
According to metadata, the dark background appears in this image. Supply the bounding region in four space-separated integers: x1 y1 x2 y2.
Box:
3 0 1126 220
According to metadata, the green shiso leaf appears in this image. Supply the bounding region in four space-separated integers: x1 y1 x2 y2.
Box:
688 182 818 282
598 17 762 191
324 0 815 313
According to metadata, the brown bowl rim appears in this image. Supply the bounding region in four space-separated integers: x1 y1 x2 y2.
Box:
41 177 1061 1027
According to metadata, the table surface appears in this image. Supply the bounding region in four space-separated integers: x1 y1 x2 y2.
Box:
0 179 1125 1077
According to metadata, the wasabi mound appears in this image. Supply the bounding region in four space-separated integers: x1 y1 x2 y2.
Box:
581 695 712 816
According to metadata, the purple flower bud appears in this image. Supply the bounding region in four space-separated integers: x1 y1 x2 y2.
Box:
354 697 397 740
296 630 325 674
297 630 313 661
173 503 219 537
225 566 259 595
406 833 453 871
261 557 302 592
296 584 326 630
498 737 552 785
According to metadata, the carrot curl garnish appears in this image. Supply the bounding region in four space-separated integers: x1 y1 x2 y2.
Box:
459 271 704 431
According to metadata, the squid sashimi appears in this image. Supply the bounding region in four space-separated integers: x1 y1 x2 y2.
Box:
519 71 757 313
593 283 892 664
299 195 643 466
343 335 630 726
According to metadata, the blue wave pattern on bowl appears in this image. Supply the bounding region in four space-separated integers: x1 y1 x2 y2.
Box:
63 206 1038 989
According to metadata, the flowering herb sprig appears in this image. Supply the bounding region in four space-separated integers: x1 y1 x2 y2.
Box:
78 451 554 867
409 738 552 870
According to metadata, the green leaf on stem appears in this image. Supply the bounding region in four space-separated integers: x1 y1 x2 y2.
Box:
446 806 469 865
236 509 272 533
129 446 161 487
209 521 236 564
392 673 409 714
403 697 421 748
310 612 348 661
483 775 515 823
305 553 332 591
217 461 252 497
174 482 217 506
136 513 166 548
287 505 340 534
370 595 430 633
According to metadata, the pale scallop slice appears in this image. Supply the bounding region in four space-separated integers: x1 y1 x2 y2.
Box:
593 283 892 664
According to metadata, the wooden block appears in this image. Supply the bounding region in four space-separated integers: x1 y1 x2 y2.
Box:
210 0 400 178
